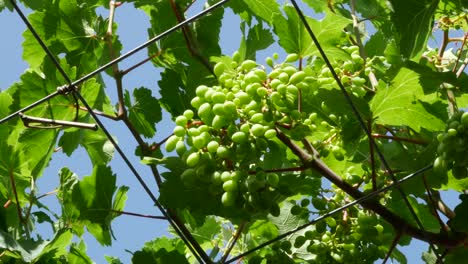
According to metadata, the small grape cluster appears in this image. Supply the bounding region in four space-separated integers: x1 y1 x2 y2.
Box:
434 111 468 179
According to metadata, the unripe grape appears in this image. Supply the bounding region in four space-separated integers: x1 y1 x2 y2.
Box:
285 53 299 62
183 109 194 120
282 66 297 76
217 145 231 158
191 96 204 109
198 102 212 118
240 60 257 71
264 129 277 139
186 152 201 167
213 62 225 77
290 205 302 215
176 140 187 156
212 103 225 116
289 71 306 84
277 84 287 94
278 72 289 83
269 78 282 89
235 91 250 105
165 135 180 152
461 112 468 127
211 91 226 104
266 173 279 186
175 115 188 126
251 124 265 137
192 135 205 149
257 87 268 97
232 51 241 63
187 127 200 137
266 57 274 67
223 179 238 192
196 85 209 97
221 171 232 182
250 112 264 123
223 101 237 116
211 171 223 185
270 203 280 217
231 131 247 143
173 125 186 137
254 69 267 81
294 236 307 248
245 71 262 84
221 191 236 206
212 115 227 129
207 141 219 153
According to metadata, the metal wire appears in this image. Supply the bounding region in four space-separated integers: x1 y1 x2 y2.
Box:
225 164 433 263
289 0 442 262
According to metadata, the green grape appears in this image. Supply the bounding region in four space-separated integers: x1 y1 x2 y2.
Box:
173 125 186 137
196 85 209 97
183 109 194 120
280 240 292 252
186 152 201 167
223 101 237 116
264 129 277 139
315 220 326 233
285 53 299 63
278 72 289 83
165 135 180 152
240 60 257 71
232 131 248 143
257 87 268 97
254 69 267 81
191 96 204 109
221 171 232 182
289 71 306 84
461 112 468 127
207 141 219 153
223 180 238 192
212 115 227 129
217 145 231 158
326 217 337 228
212 91 226 104
266 57 274 67
211 171 223 185
192 135 205 150
251 124 265 137
176 140 187 156
282 66 297 76
221 191 237 206
198 102 212 119
266 173 279 187
175 115 188 126
235 91 250 105
187 127 200 137
447 128 458 137
213 62 225 77
212 103 225 116
332 146 344 161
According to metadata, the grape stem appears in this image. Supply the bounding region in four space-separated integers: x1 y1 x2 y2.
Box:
274 127 466 248
422 175 450 232
371 133 428 145
381 230 403 264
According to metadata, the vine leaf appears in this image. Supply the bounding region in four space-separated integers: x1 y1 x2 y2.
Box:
272 6 351 58
0 229 73 262
68 240 93 264
60 166 127 246
131 237 189 264
370 67 445 132
241 0 281 24
124 87 162 138
389 0 439 59
239 22 275 61
448 194 468 233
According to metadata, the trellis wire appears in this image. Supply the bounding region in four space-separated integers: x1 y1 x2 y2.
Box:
289 0 442 261
6 0 232 263
226 165 434 263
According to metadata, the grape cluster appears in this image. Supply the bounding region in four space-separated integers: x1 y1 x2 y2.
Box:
165 52 316 216
269 199 392 263
434 111 468 179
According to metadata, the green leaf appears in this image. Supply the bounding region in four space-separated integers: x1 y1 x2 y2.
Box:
81 129 115 165
370 67 446 132
241 0 281 24
302 0 328 13
273 6 351 58
188 216 221 248
132 237 189 264
389 0 439 59
239 22 275 61
68 241 93 264
125 87 162 138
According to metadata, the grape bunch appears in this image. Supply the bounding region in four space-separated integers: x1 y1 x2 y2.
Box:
162 52 331 217
434 111 468 179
